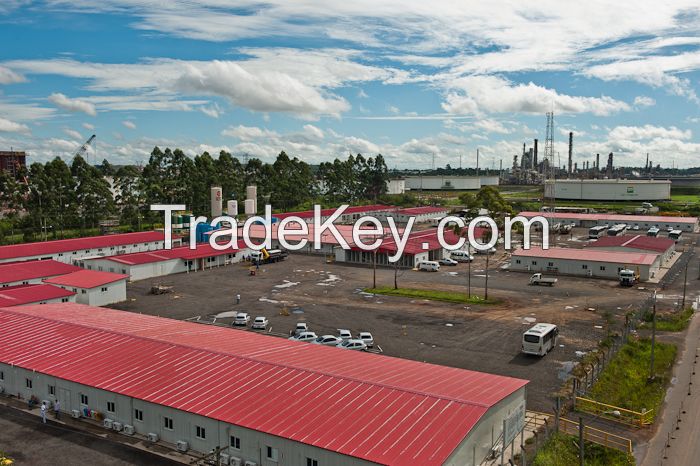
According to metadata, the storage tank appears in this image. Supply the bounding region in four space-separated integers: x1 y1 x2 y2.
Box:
227 200 238 216
246 185 257 213
244 199 256 215
210 186 223 217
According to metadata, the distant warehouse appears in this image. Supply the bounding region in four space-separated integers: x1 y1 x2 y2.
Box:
519 211 698 233
0 304 528 466
511 247 662 281
544 179 671 201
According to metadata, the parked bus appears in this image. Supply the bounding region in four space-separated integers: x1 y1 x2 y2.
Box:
522 323 559 356
669 230 683 242
646 227 660 237
588 225 608 239
607 224 628 236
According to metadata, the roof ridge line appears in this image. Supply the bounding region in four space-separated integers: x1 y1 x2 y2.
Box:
0 307 493 409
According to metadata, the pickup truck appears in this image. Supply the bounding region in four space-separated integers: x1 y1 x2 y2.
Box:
529 273 558 286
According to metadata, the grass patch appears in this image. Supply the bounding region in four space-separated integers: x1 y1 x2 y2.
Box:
639 307 694 332
364 287 499 305
532 432 634 466
587 338 676 416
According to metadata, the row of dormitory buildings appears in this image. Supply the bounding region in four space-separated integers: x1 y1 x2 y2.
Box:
0 303 528 466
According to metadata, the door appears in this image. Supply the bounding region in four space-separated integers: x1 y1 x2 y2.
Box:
58 388 71 413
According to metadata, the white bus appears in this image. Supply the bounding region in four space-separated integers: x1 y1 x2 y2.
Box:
669 230 683 242
588 225 608 239
607 224 628 236
646 227 660 237
522 323 559 356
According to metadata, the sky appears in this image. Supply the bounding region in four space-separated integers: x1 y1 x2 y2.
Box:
1 1 700 169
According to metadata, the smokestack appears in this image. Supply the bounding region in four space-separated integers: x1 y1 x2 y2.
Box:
210 186 222 218
533 139 538 168
567 132 573 175
606 152 614 178
596 153 600 171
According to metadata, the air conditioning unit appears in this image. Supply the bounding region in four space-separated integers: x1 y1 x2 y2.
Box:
229 457 242 466
123 424 135 435
219 453 231 465
112 422 123 432
176 440 189 452
147 432 159 443
103 419 114 429
71 409 81 419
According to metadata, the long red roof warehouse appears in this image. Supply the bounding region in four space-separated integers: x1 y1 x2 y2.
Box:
0 304 527 466
0 284 75 307
0 231 168 261
513 246 659 265
0 259 83 284
586 235 675 253
43 270 129 288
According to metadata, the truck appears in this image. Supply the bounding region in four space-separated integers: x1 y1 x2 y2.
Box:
619 269 639 287
529 273 558 286
251 248 289 264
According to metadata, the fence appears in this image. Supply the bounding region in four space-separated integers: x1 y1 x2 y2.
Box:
574 397 654 428
559 417 632 454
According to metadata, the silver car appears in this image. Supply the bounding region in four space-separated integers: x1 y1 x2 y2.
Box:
337 339 368 351
288 331 317 342
252 316 268 330
357 332 374 348
233 312 250 326
312 335 342 346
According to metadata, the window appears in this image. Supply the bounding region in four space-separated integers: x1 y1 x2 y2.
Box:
196 425 206 439
98 249 103 252
515 259 521 264
266 446 278 462
72 251 77 255
81 290 87 294
548 262 554 267
600 266 606 271
107 401 115 413
531 260 537 265
134 409 143 421
582 264 588 269
22 281 28 285
121 269 127 274
101 287 108 292
230 436 241 450
48 385 56 396
58 253 63 257
98 266 103 271
306 459 318 466
61 298 69 303
109 268 114 273
164 417 173 430
25 378 32 389
0 371 3 381
80 394 88 405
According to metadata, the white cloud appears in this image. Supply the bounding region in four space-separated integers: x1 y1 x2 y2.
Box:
0 100 56 121
48 92 97 116
473 119 511 134
302 124 324 140
441 75 631 116
63 128 83 140
387 105 400 114
82 122 94 130
122 120 136 129
633 96 655 107
0 117 30 134
608 125 692 141
221 125 279 141
0 65 25 84
200 103 222 118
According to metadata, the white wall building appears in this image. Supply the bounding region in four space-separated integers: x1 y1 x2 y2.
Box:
404 175 499 191
544 179 671 201
43 270 128 306
519 211 698 232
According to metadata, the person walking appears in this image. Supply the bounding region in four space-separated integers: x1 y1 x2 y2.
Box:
236 293 241 305
40 402 47 424
54 399 61 419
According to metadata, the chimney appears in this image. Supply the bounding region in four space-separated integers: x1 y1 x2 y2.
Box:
606 152 614 178
533 139 539 169
596 153 600 171
567 132 573 175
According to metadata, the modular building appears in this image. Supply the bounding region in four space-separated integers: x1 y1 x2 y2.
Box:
587 235 676 265
375 206 451 224
273 205 394 225
519 211 698 233
0 231 180 264
43 270 128 306
404 175 499 191
544 179 671 201
0 304 528 466
0 284 76 307
80 244 249 281
510 247 661 281
0 260 82 287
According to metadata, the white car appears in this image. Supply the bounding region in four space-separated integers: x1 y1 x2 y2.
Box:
337 329 352 341
357 332 374 348
288 331 317 342
233 312 250 326
312 335 342 346
337 339 368 351
632 225 640 231
439 258 458 266
293 322 309 336
252 316 268 330
476 247 497 255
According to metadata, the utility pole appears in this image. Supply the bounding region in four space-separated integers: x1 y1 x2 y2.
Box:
649 291 657 381
484 253 489 301
681 259 689 310
578 417 585 466
467 245 472 299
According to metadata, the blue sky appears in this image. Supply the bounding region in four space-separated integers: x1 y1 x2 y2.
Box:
1 1 700 168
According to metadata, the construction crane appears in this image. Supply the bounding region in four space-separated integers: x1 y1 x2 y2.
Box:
74 134 96 163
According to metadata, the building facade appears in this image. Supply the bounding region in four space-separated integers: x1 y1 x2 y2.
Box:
43 270 128 306
544 179 671 201
404 175 499 191
519 211 698 233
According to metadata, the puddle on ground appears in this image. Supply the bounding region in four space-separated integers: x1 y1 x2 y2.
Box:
291 307 304 314
558 361 576 380
520 317 537 324
275 280 300 289
213 311 238 318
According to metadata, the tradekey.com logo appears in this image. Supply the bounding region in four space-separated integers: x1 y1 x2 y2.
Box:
152 204 550 262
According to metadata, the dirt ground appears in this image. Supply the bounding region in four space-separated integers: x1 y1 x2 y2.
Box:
111 227 700 412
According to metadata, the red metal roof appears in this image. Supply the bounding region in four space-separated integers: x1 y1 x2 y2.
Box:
512 247 659 265
587 235 675 253
272 204 393 220
0 304 527 465
43 270 129 288
518 211 698 225
0 284 75 307
396 206 450 216
0 231 168 261
0 260 82 284
97 244 242 265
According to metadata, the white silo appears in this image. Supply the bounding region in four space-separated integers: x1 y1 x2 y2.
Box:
244 199 256 215
210 186 223 217
246 185 257 213
227 200 238 216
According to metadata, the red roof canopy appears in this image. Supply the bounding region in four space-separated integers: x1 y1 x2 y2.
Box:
0 231 168 261
0 304 527 465
587 235 675 253
518 211 698 224
0 259 82 284
513 246 659 265
0 284 75 307
272 204 393 220
43 270 129 288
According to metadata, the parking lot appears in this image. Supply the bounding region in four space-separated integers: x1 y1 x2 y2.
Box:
110 227 698 412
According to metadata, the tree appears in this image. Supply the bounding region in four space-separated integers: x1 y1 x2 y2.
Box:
114 166 146 229
72 155 114 229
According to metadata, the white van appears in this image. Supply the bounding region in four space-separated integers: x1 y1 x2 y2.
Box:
418 261 440 272
522 323 558 356
450 250 474 262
